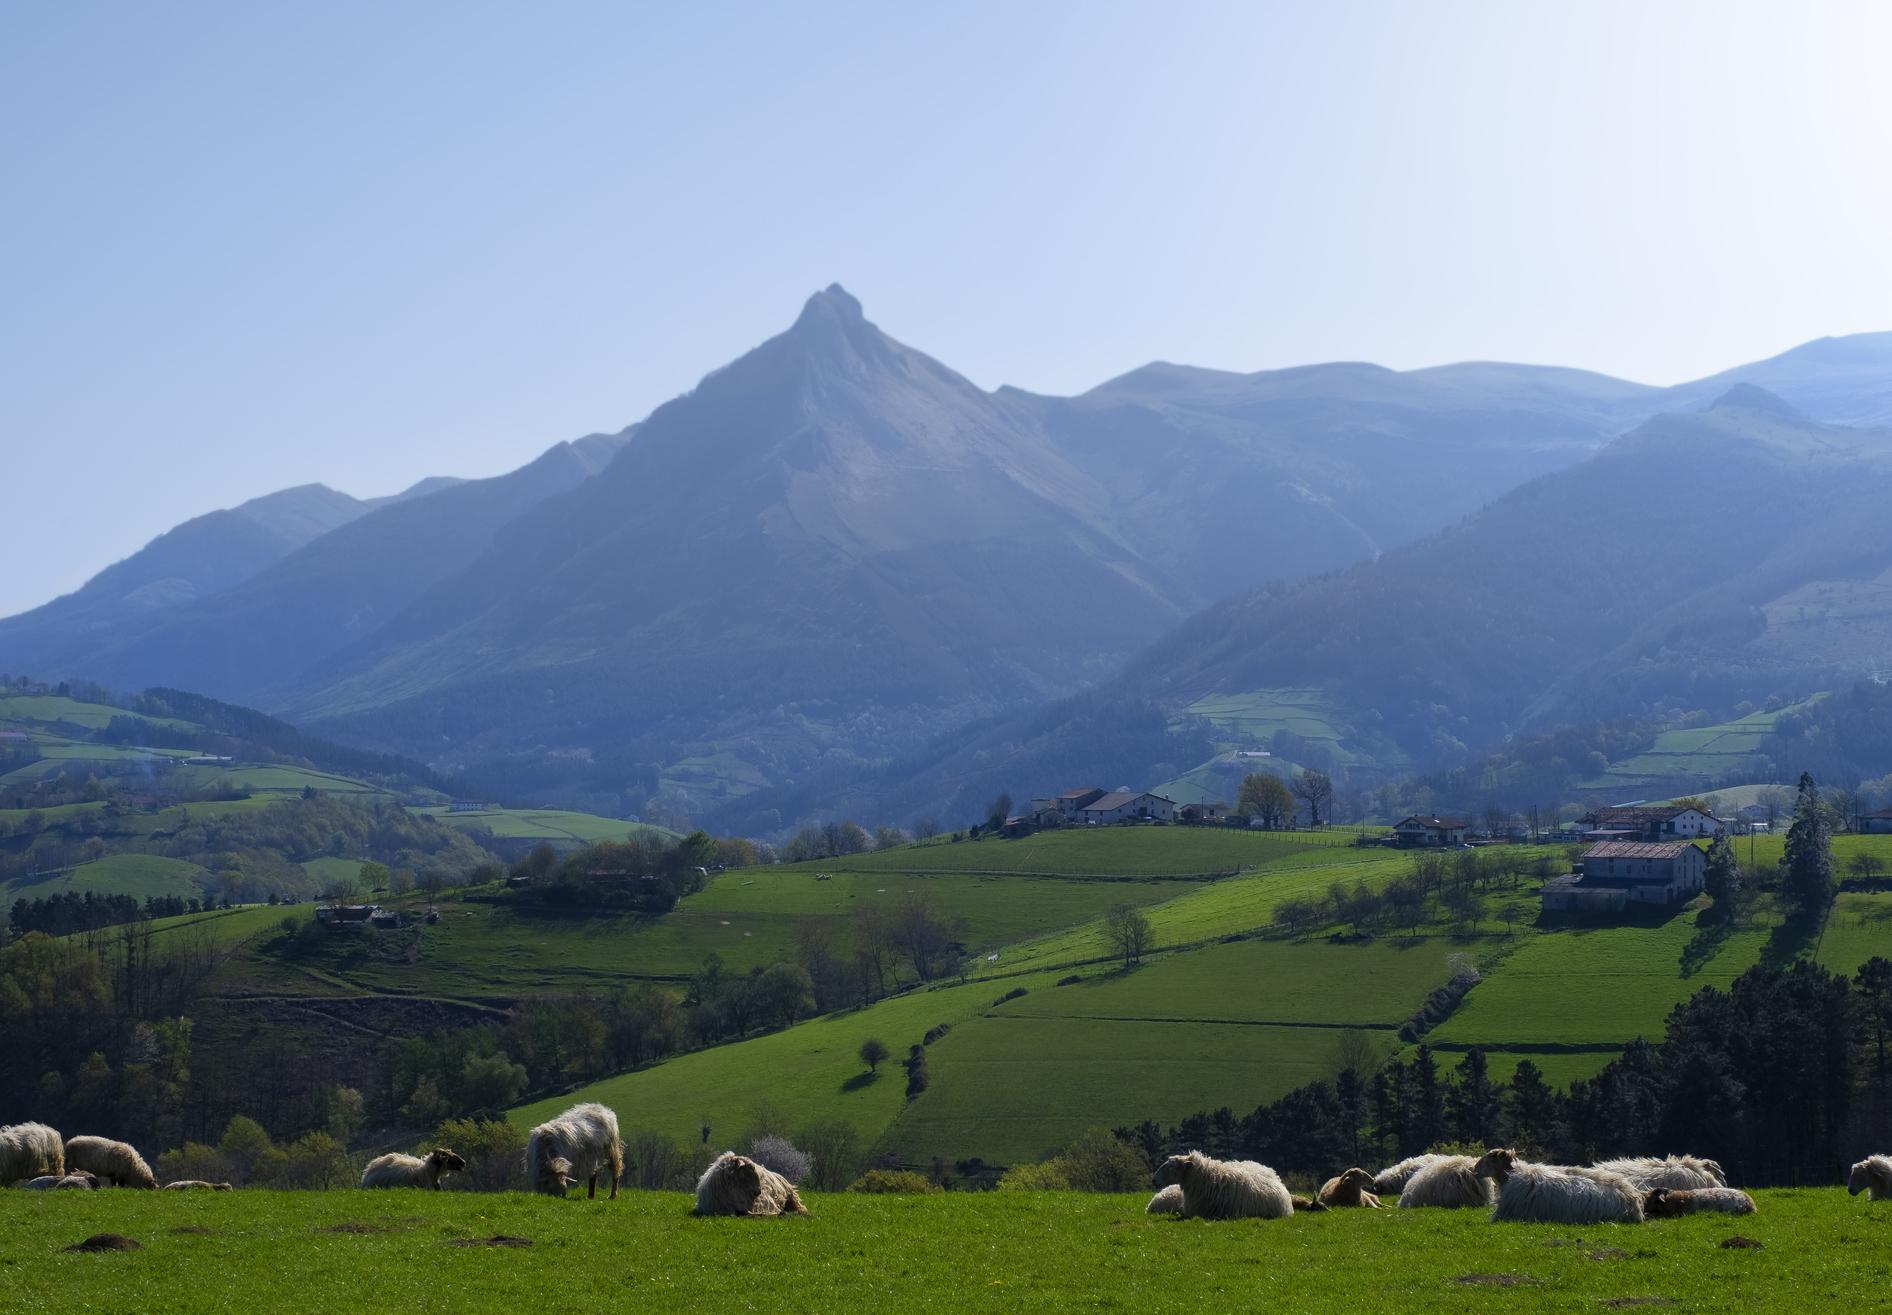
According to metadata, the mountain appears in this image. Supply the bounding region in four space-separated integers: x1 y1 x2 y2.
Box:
0 483 371 653
1665 331 1892 427
0 436 623 705
781 388 1892 828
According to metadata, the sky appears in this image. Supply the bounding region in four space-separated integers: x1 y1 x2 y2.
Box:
4 0 1891 617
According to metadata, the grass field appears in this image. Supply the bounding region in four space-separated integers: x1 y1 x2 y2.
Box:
0 1187 1878 1314
1591 702 1819 792
803 827 1351 877
1816 891 1892 976
414 806 675 847
0 693 197 731
1 853 206 901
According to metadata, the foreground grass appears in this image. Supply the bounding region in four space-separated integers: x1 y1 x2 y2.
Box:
0 1187 1877 1313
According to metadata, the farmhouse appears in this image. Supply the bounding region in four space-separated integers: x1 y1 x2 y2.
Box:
315 903 380 931
1540 841 1706 912
1586 804 1726 841
448 799 489 813
1039 787 1105 821
1860 810 1892 836
1392 815 1469 847
1178 801 1231 824
1078 791 1177 824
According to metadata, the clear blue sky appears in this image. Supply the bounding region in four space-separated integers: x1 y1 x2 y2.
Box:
5 1 1890 617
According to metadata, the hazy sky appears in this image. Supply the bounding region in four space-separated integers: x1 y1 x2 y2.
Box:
5 1 1891 616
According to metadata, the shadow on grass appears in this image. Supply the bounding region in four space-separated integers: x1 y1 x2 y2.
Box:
1761 911 1823 968
1679 914 1733 979
840 1071 881 1094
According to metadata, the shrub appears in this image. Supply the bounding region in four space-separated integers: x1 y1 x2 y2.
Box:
748 1134 813 1185
624 1129 690 1191
1056 974 1083 986
1054 1128 1149 1191
796 1121 863 1192
156 1141 234 1186
431 1117 525 1191
849 1169 942 1194
996 1160 1072 1191
922 1023 951 1045
991 987 1028 1007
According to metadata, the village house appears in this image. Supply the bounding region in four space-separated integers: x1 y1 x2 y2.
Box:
1178 801 1231 824
1540 840 1706 913
1035 787 1105 821
1391 814 1470 847
1078 791 1177 824
1860 810 1892 836
1584 804 1726 841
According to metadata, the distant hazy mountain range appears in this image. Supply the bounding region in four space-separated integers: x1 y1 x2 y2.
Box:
6 287 1892 828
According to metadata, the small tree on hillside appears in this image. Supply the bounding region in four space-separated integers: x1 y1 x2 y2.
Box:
1292 769 1334 828
1239 773 1293 830
1781 771 1835 917
1104 903 1154 967
859 1037 890 1075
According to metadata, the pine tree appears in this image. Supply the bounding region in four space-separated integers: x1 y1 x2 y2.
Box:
1702 832 1740 924
1781 771 1835 917
1446 1048 1503 1144
1410 1046 1447 1151
1505 1059 1558 1153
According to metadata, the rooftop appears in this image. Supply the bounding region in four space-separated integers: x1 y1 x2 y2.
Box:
1582 841 1697 860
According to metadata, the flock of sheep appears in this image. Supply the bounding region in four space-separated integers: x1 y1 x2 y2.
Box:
14 1109 1892 1225
1145 1148 1775 1223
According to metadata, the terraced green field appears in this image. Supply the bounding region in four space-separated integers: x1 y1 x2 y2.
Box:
0 693 196 730
2 853 206 901
2 1187 1875 1315
170 763 389 796
1593 702 1818 791
414 805 674 847
797 826 1348 876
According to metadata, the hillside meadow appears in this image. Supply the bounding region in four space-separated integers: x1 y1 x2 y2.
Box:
0 1187 1880 1314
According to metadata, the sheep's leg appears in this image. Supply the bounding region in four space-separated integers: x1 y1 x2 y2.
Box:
587 1172 598 1199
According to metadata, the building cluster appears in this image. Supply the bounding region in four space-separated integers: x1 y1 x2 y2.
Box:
1005 787 1234 834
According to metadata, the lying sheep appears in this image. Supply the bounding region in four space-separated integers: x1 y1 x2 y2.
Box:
526 1103 623 1199
63 1136 156 1190
1149 1151 1293 1220
1372 1154 1442 1197
694 1151 809 1217
1592 1155 1726 1191
360 1148 467 1190
23 1172 98 1190
1396 1156 1490 1209
1317 1167 1381 1209
1848 1155 1892 1200
1643 1186 1756 1217
1146 1184 1185 1215
162 1180 234 1191
1477 1148 1644 1224
0 1123 65 1186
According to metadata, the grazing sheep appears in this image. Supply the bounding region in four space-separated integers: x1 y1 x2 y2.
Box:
360 1148 467 1190
1477 1148 1644 1224
1149 1151 1293 1221
693 1151 810 1217
526 1103 623 1199
23 1173 98 1190
1318 1167 1382 1209
1848 1155 1892 1200
1643 1186 1756 1217
1372 1154 1442 1196
162 1180 234 1191
1592 1155 1727 1191
63 1136 156 1190
0 1123 65 1186
1146 1184 1185 1215
1396 1156 1490 1209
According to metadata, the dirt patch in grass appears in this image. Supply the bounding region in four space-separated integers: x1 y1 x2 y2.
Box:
1601 1300 1676 1309
1721 1235 1764 1250
169 1226 214 1236
449 1235 534 1249
1454 1273 1545 1287
65 1234 142 1253
1587 1246 1631 1261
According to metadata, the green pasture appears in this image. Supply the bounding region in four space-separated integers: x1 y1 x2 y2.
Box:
2 853 205 901
812 826 1349 877
0 693 199 731
1816 891 1892 976
0 1187 1876 1315
415 805 674 846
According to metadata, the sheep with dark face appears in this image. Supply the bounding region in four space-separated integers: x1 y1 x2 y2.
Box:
527 1103 623 1199
1149 1151 1293 1220
360 1148 467 1190
694 1152 809 1217
1318 1167 1381 1208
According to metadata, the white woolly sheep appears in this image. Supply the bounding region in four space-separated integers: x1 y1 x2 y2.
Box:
1318 1167 1381 1208
1643 1186 1756 1217
1477 1148 1644 1224
1372 1154 1442 1196
526 1102 623 1199
694 1151 810 1217
360 1148 467 1190
161 1180 234 1191
0 1123 65 1186
1149 1151 1294 1221
23 1172 98 1190
62 1136 156 1190
1592 1155 1726 1191
1847 1155 1892 1200
1396 1156 1491 1209
1146 1184 1185 1214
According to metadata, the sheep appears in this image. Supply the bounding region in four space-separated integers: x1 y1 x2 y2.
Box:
1396 1156 1491 1209
1146 1184 1185 1214
1592 1155 1727 1191
1477 1148 1644 1224
162 1180 234 1191
1643 1186 1756 1217
0 1123 65 1186
526 1103 623 1199
62 1136 156 1190
23 1173 98 1190
1372 1154 1442 1196
1847 1155 1892 1200
1317 1167 1382 1209
1289 1194 1327 1213
693 1151 810 1217
360 1147 467 1190
1148 1151 1294 1221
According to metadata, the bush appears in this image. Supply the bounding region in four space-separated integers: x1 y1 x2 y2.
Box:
991 987 1028 1007
1055 1128 1148 1191
849 1169 942 1194
796 1121 863 1192
430 1117 525 1191
922 1023 951 1046
156 1141 234 1186
624 1129 690 1191
996 1160 1072 1191
747 1133 812 1185
1056 975 1083 986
